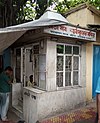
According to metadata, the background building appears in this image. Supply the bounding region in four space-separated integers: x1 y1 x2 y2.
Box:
65 3 100 101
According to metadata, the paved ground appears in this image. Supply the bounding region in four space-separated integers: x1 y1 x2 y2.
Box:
0 109 21 123
0 102 97 123
40 102 97 123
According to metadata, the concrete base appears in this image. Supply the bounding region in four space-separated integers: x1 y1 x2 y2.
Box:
23 87 86 123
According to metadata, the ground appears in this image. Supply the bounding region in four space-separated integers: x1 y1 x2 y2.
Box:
0 101 97 123
39 101 97 123
0 109 21 123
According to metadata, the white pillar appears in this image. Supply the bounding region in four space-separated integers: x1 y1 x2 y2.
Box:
46 40 56 91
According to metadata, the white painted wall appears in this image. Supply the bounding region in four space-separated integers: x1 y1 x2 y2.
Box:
80 44 86 87
46 40 57 91
23 87 86 123
37 87 86 119
23 87 43 123
23 39 86 123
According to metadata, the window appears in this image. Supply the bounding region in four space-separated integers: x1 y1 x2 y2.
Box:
33 45 46 90
56 44 80 87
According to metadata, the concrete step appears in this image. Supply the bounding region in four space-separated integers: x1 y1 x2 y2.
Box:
12 105 23 119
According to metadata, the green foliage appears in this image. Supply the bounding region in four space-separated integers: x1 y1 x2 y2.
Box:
35 0 47 19
56 0 100 15
0 0 28 26
0 0 99 27
22 1 36 21
35 0 100 19
0 0 36 27
13 0 30 24
89 0 100 10
35 0 59 19
55 0 70 15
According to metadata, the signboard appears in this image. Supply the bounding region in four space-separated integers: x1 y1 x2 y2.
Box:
44 25 96 41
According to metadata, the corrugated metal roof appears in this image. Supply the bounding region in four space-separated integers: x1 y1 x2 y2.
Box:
7 9 70 30
7 8 70 30
39 8 68 23
0 9 70 53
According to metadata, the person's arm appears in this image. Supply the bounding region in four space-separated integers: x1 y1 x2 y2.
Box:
4 74 12 85
27 81 30 87
8 80 12 84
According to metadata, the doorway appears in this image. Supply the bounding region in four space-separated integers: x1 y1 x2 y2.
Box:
92 45 100 98
21 46 33 87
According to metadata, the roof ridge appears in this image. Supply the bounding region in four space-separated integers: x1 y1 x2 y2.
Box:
65 3 100 17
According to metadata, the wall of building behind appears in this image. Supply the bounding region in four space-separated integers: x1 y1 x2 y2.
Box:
87 9 100 25
66 8 100 28
86 42 93 101
66 8 88 27
66 6 100 102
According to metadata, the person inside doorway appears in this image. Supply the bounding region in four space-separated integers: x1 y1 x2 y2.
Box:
0 66 13 121
27 75 36 87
